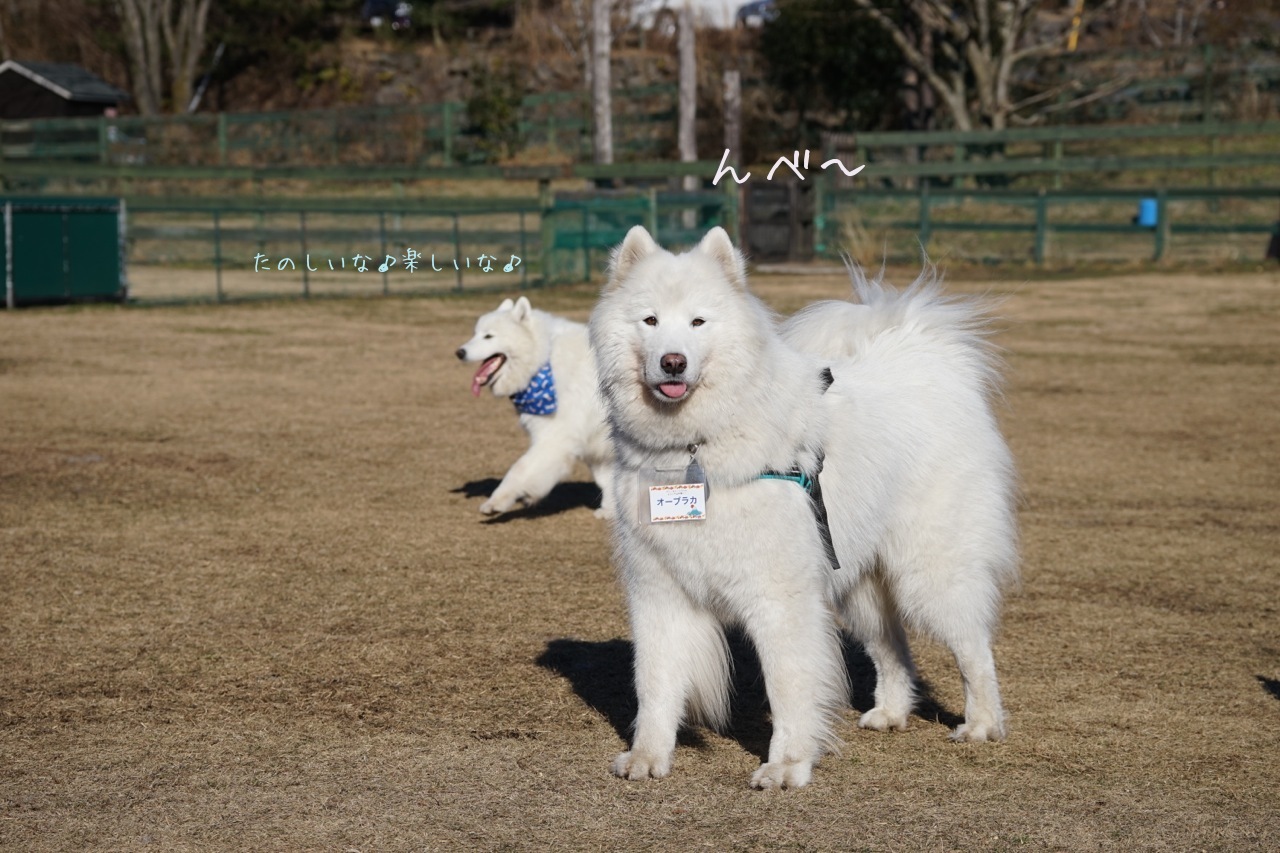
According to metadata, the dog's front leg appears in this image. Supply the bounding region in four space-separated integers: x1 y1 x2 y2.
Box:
613 557 729 780
742 592 847 790
480 441 574 514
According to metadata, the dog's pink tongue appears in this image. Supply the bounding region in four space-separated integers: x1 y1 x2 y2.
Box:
471 357 501 397
659 381 688 399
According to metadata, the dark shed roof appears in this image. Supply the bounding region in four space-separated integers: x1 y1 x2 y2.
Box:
0 61 129 104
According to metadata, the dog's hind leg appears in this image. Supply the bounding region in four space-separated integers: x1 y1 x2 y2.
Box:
839 570 917 733
613 563 730 781
889 558 1007 742
944 630 1006 743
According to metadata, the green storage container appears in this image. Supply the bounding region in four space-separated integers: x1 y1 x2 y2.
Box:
3 197 126 307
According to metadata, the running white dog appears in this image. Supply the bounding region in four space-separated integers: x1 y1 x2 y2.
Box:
456 296 614 518
588 226 1018 789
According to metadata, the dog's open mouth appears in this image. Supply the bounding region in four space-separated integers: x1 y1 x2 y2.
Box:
472 354 507 396
655 381 689 401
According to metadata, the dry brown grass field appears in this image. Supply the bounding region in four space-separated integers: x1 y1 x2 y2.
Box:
1 266 1278 851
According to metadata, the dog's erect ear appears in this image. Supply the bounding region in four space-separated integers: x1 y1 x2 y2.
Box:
697 226 747 289
512 296 533 323
606 225 660 290
497 297 515 311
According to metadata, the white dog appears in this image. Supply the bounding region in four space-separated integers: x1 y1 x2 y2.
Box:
456 296 614 518
588 226 1018 789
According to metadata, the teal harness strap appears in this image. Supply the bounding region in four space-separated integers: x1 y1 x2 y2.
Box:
758 469 815 493
758 463 839 571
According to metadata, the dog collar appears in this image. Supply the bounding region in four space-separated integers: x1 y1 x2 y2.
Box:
510 362 557 415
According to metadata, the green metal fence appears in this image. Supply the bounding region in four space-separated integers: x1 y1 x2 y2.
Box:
0 85 678 168
816 185 1280 266
115 181 737 304
820 120 1280 190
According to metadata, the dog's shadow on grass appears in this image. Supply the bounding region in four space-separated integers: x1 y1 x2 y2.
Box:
451 478 602 522
537 634 963 762
1259 676 1280 702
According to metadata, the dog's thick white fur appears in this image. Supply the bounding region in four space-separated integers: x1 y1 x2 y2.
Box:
457 296 615 518
589 226 1018 789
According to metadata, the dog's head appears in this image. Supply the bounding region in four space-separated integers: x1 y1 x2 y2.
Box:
456 296 538 398
589 225 771 431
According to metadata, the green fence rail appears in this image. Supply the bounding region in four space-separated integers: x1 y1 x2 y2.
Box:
815 185 1280 266
0 85 678 168
110 182 737 304
821 120 1280 189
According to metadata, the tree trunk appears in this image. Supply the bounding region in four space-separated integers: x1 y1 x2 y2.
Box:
590 0 612 165
116 0 164 115
162 0 214 113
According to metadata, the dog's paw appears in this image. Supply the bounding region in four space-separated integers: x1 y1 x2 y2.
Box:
611 749 671 781
949 719 1006 743
858 707 910 732
750 760 812 790
592 506 615 521
478 499 501 515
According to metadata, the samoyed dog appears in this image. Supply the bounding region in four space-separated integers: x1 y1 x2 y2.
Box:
588 226 1017 789
456 296 615 518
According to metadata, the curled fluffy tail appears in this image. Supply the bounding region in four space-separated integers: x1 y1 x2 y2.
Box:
781 260 1006 396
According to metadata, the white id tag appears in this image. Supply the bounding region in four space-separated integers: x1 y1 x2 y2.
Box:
638 460 708 524
648 482 706 523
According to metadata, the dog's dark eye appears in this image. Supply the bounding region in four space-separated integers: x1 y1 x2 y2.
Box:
643 316 658 326
691 318 705 327
483 333 493 339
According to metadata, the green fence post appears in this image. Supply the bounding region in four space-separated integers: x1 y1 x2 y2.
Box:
919 181 932 248
1153 189 1169 261
213 209 224 302
300 210 310 297
452 212 462 290
379 211 389 296
518 210 529 289
98 115 108 164
812 172 825 257
581 207 590 283
217 113 227 166
1052 138 1064 190
1034 189 1048 265
647 186 659 235
538 180 554 285
443 103 454 165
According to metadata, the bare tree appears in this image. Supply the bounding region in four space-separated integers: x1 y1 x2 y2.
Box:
115 0 214 114
163 0 214 113
591 0 612 164
1121 0 1215 47
116 0 164 114
849 0 1116 130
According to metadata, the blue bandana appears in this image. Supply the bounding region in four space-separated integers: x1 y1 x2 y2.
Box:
510 362 557 415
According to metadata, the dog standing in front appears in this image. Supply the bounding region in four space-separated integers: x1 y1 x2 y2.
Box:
456 296 615 519
588 227 1018 788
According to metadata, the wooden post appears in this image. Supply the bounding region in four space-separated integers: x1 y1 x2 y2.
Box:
591 0 613 166
678 5 697 228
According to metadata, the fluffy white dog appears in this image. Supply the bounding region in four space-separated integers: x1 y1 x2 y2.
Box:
588 226 1018 789
456 296 615 518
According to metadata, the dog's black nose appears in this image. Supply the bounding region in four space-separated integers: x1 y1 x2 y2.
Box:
455 348 466 360
660 353 687 375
